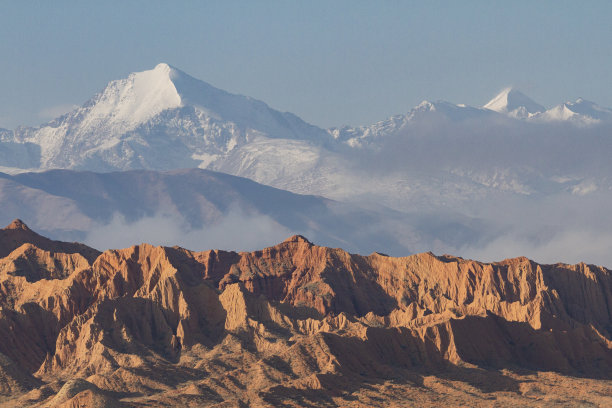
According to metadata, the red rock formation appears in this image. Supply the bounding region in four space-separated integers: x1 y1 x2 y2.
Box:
0 220 610 407
0 219 100 262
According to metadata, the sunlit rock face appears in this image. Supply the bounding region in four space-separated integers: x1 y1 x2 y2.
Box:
0 220 611 407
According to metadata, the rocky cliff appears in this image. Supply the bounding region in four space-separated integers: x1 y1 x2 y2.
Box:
0 221 610 407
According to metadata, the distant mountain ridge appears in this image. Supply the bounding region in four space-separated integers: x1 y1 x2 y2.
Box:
0 168 469 256
2 64 612 268
1 63 611 174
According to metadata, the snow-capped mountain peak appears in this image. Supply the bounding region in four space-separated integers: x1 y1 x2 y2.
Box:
560 98 612 120
327 99 497 147
538 98 612 124
6 63 330 171
410 100 495 121
483 87 545 118
86 63 183 130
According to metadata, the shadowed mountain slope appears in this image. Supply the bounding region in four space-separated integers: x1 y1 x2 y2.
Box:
0 168 486 256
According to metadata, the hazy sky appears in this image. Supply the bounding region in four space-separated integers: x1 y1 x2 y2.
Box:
1 1 611 129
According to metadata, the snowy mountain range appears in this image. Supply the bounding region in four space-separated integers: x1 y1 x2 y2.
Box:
3 63 330 172
1 63 611 175
332 88 612 146
1 63 612 265
483 87 545 118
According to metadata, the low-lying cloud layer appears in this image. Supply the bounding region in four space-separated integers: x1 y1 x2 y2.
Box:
434 190 612 267
460 229 612 267
331 117 612 268
85 208 293 253
5 113 612 268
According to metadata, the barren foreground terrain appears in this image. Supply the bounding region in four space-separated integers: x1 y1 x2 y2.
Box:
0 219 610 407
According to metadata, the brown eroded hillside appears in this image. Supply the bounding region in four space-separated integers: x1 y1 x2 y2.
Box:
0 220 610 407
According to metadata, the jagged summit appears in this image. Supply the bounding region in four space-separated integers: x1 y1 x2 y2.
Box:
282 234 313 244
4 219 31 231
483 87 545 118
0 218 100 261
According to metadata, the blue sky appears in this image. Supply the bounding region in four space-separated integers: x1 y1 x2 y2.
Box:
1 1 611 129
